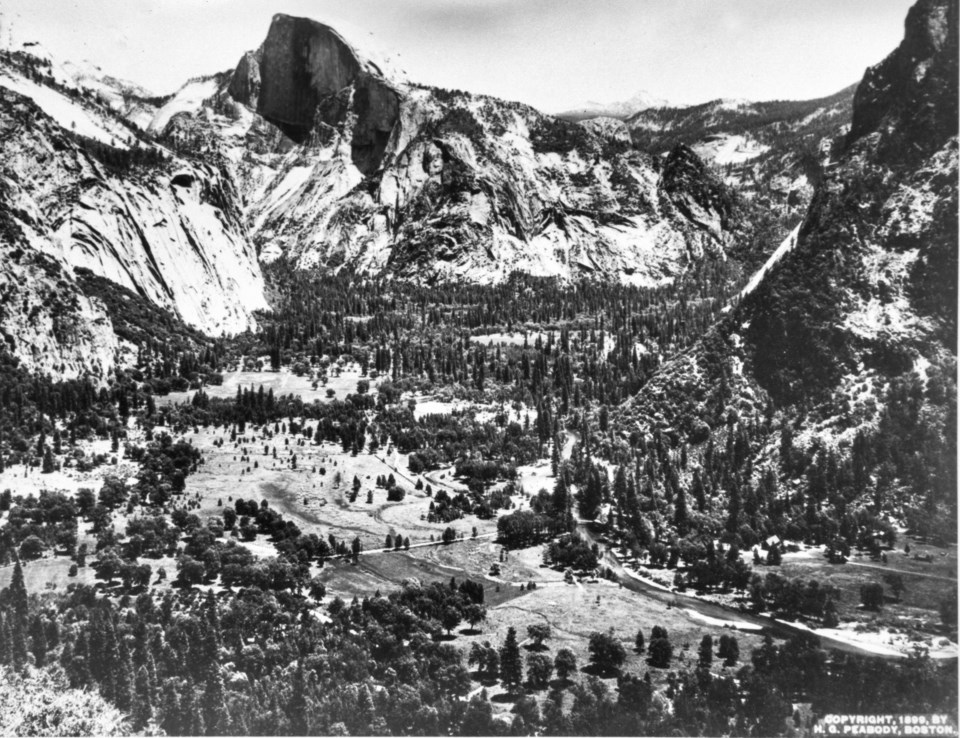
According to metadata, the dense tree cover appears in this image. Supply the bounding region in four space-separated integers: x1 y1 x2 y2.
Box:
0 570 510 735
543 533 599 571
747 574 842 620
0 354 129 467
0 359 955 738
0 490 78 563
255 264 749 415
65 131 170 172
74 269 220 391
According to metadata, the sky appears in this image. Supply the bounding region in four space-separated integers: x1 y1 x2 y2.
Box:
0 0 916 112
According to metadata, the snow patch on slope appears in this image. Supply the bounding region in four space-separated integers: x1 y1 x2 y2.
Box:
149 78 220 133
715 98 753 111
692 133 769 165
0 68 134 147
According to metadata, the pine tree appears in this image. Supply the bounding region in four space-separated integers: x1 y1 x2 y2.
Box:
42 447 55 474
288 662 309 735
499 626 523 693
579 467 604 520
674 487 688 534
29 614 47 667
356 683 375 730
726 480 741 534
718 634 740 666
203 591 223 662
0 613 11 666
159 680 182 735
613 466 628 506
133 665 155 729
183 688 206 736
823 598 839 628
11 616 28 670
115 632 135 712
552 475 570 519
9 560 28 622
698 634 713 668
66 631 92 688
692 469 706 511
779 423 794 472
203 667 229 735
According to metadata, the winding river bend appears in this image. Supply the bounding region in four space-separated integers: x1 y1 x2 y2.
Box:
585 527 909 660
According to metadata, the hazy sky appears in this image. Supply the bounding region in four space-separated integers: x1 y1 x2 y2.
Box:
0 0 915 111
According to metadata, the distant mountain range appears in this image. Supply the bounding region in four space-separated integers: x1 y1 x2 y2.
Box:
555 89 676 121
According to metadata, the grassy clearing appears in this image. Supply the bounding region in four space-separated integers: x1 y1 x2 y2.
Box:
458 578 765 721
0 557 98 592
316 546 524 608
167 424 506 554
413 538 567 586
157 361 378 407
0 436 140 499
777 540 956 631
314 537 558 605
468 332 547 347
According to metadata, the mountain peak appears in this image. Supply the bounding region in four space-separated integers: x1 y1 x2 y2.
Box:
555 89 675 121
848 0 957 163
231 14 403 162
266 14 408 87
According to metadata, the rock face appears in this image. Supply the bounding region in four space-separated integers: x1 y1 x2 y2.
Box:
53 161 267 336
227 51 262 110
245 99 738 285
257 16 363 138
246 14 401 174
848 0 958 164
349 74 400 175
0 56 268 374
0 232 123 380
614 0 957 551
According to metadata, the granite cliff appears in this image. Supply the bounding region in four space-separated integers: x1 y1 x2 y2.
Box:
152 13 751 287
0 48 268 376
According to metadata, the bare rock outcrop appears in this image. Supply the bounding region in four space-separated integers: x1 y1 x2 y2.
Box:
227 50 262 109
849 0 958 164
248 14 401 174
